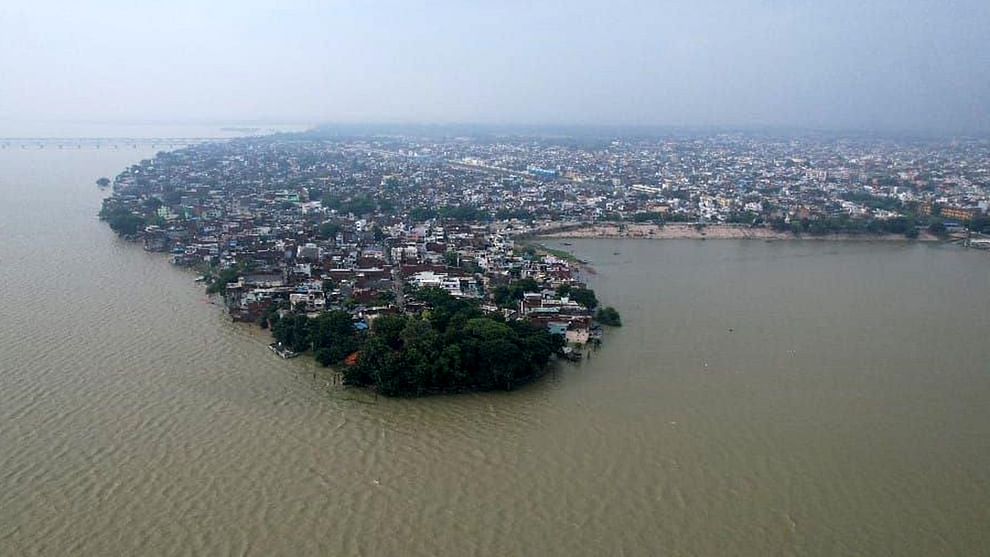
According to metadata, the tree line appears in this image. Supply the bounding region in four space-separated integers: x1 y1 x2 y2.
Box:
271 288 566 396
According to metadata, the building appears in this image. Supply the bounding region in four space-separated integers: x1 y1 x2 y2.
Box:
941 206 978 223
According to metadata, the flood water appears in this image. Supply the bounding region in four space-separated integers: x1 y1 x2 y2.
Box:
1 145 989 556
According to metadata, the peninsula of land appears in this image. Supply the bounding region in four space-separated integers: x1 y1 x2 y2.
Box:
97 127 990 393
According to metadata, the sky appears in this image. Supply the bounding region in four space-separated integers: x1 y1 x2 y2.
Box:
1 0 988 133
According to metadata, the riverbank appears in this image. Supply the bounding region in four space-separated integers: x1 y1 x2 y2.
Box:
539 223 940 242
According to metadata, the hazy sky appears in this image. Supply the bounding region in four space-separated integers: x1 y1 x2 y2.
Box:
1 0 988 133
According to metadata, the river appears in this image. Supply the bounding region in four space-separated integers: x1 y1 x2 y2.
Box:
1 142 989 556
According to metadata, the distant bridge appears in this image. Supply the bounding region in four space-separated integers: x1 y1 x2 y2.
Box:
0 137 223 150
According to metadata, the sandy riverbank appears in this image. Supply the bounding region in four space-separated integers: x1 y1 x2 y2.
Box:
538 223 939 242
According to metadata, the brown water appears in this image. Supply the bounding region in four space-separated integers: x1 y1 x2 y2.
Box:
1 147 989 556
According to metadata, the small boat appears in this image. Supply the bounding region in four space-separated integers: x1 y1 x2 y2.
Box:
561 347 583 362
561 242 573 246
194 275 207 283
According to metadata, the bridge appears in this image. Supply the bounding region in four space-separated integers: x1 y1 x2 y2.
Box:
0 137 223 150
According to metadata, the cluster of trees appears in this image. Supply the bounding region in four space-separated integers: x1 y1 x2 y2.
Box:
408 207 437 221
494 208 537 221
631 211 667 223
769 215 922 238
839 192 904 212
205 266 243 295
271 289 566 396
318 221 342 240
926 221 947 236
568 287 598 309
968 216 990 234
271 310 361 366
346 289 564 396
595 306 622 326
408 205 492 222
491 280 600 309
443 251 483 273
438 205 488 221
491 278 541 308
99 205 146 236
322 194 377 216
724 212 762 225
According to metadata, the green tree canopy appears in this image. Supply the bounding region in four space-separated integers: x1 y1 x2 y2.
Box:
569 287 598 309
343 291 562 396
596 306 622 326
272 314 312 352
311 310 359 366
319 222 342 240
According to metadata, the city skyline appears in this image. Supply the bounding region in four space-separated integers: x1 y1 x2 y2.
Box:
2 0 989 134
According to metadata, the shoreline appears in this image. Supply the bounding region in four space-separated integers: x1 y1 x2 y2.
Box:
536 223 941 242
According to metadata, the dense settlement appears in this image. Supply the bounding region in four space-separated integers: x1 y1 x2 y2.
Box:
100 130 990 393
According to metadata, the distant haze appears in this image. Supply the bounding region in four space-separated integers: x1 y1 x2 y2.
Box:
1 0 988 134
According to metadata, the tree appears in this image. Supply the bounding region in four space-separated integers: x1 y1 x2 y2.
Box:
101 207 145 236
444 251 459 267
968 216 990 234
398 318 441 392
260 300 287 330
96 177 111 187
459 318 526 390
515 278 540 293
319 222 341 240
409 207 438 221
883 217 915 235
341 291 561 396
348 335 390 388
311 310 359 366
322 194 343 211
372 314 408 350
341 196 376 215
491 278 541 308
632 211 664 223
142 197 163 212
569 287 598 309
438 205 487 222
272 314 312 352
206 267 241 295
596 306 622 326
492 285 515 308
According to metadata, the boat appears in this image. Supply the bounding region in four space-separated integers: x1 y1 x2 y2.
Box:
561 346 583 362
